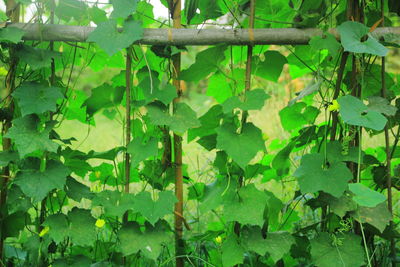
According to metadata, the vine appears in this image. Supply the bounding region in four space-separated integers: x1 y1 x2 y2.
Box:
0 0 398 266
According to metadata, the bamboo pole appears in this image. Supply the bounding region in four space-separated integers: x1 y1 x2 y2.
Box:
380 1 396 265
235 0 256 243
124 46 132 219
170 1 185 266
5 23 400 45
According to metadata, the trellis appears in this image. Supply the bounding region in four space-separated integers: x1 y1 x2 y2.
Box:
5 22 400 45
1 0 400 266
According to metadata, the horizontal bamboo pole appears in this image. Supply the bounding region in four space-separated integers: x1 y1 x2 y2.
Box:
6 23 400 45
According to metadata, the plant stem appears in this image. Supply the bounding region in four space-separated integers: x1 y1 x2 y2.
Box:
0 0 19 262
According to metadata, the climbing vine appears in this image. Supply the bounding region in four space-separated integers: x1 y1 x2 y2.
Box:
0 0 399 266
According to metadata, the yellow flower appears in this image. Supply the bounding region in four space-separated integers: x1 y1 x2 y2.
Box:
90 183 102 193
95 219 106 228
328 99 340 112
215 236 222 244
94 171 101 178
39 226 50 237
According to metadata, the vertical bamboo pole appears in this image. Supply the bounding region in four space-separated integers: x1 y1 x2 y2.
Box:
234 0 256 242
170 1 184 266
380 1 395 265
0 0 19 261
124 47 132 205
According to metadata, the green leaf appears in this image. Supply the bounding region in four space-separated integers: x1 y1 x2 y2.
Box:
65 176 94 202
309 33 341 58
348 183 386 207
89 6 108 24
146 102 200 135
5 115 59 158
264 232 295 262
272 141 295 177
222 89 270 113
118 221 170 260
14 160 69 202
293 153 352 197
350 202 391 232
325 192 357 217
68 208 96 247
288 80 321 106
132 191 177 225
319 141 363 164
224 184 268 226
82 84 124 117
242 227 294 262
127 137 158 167
367 96 397 116
279 102 320 132
13 83 64 116
338 95 387 131
221 235 244 267
310 233 365 267
206 72 232 103
55 0 88 21
199 177 234 213
87 19 143 56
188 104 223 142
216 123 265 169
138 75 177 105
0 151 19 167
338 21 388 56
64 90 88 123
92 191 136 217
0 27 25 43
185 0 199 24
6 185 31 214
253 51 287 82
179 46 227 82
43 214 69 244
111 0 138 19
16 46 60 70
3 212 29 238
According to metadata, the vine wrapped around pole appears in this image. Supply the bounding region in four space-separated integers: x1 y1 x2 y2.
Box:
170 1 185 266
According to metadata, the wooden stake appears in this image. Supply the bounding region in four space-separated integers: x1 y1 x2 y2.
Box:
170 1 184 266
380 1 396 265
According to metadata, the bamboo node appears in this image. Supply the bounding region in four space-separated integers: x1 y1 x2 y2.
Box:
168 28 173 43
248 28 255 45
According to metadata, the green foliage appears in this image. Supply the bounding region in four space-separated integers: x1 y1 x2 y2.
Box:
0 27 25 43
87 19 143 56
13 83 64 116
179 46 227 82
0 2 398 266
5 115 59 158
310 233 365 267
338 95 387 131
223 184 268 226
216 122 265 169
110 0 138 19
117 221 170 260
293 153 352 197
338 21 388 56
132 191 177 225
146 102 200 135
348 183 386 207
14 160 70 202
279 102 319 132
